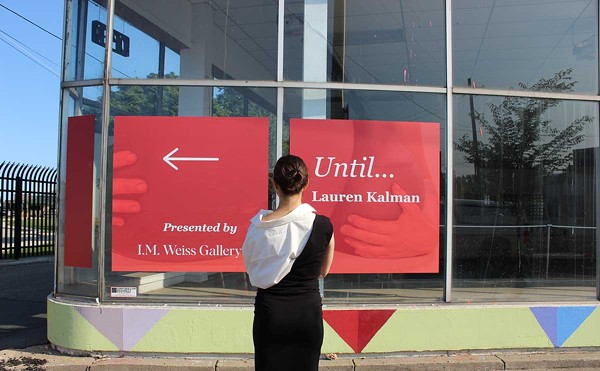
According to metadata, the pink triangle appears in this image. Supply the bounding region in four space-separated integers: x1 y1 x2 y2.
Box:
323 309 395 352
76 307 169 350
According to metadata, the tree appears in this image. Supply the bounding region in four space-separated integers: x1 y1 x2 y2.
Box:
456 69 593 221
110 72 179 116
212 87 277 166
454 69 596 280
83 76 277 164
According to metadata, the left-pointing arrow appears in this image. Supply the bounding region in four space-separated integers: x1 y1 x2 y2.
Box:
163 148 219 171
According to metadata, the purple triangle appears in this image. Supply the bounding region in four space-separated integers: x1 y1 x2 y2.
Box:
77 307 170 350
76 307 125 349
122 308 170 350
531 307 558 346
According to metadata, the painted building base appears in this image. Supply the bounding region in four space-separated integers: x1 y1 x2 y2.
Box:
48 296 600 354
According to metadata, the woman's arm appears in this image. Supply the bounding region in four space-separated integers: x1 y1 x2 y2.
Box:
319 233 335 277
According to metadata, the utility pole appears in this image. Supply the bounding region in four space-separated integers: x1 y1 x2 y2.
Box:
468 78 481 183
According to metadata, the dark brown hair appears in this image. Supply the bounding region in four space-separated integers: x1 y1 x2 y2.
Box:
273 155 309 196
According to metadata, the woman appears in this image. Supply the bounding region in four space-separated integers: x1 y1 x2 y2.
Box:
242 154 335 371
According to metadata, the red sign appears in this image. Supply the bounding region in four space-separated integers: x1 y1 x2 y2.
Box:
291 119 440 273
64 115 95 268
112 116 268 272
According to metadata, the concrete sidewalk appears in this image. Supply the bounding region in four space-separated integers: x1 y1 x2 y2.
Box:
2 345 600 370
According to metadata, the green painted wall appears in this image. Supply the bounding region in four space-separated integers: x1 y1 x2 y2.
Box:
48 298 600 354
48 300 119 351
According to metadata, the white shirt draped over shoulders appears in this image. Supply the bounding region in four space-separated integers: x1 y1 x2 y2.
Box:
242 203 317 289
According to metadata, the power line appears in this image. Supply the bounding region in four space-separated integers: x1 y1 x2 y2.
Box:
0 35 59 77
0 3 61 41
0 2 61 77
0 28 60 67
0 3 136 80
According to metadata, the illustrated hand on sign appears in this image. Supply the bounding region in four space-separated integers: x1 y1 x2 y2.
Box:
340 180 438 259
112 150 148 227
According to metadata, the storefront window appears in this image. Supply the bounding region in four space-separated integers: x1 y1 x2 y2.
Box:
284 88 447 303
453 0 598 94
103 85 276 303
453 94 598 302
55 0 600 306
284 0 446 86
111 0 277 81
63 0 107 81
164 46 181 78
56 86 103 296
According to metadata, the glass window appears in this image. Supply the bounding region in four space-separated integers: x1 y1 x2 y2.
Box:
111 6 159 79
453 0 598 94
103 85 276 303
164 46 181 78
284 0 446 86
453 94 598 302
56 86 104 297
64 0 107 81
285 88 447 303
112 0 277 80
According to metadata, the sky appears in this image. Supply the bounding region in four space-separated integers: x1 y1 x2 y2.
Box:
0 0 64 168
0 0 180 170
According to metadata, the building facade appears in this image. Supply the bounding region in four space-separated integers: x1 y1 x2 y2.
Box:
50 0 600 354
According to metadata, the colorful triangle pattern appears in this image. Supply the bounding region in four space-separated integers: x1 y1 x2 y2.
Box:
530 306 596 347
76 306 169 350
323 309 395 353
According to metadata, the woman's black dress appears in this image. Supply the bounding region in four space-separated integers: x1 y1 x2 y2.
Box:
253 215 333 371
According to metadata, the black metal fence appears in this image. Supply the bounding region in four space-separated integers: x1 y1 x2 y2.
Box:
0 162 57 259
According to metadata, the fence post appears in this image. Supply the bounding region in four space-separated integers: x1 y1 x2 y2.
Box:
545 224 551 279
14 176 22 260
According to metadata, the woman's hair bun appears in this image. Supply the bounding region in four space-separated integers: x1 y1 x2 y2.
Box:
289 169 303 182
273 155 309 196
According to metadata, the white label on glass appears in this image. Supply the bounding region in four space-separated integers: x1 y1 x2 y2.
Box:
110 287 137 298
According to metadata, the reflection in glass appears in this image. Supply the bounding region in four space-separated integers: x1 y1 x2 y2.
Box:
103 86 276 303
285 89 446 303
111 4 159 79
112 0 277 80
453 0 598 93
212 87 278 168
56 87 103 297
285 0 446 86
64 0 106 81
453 92 598 302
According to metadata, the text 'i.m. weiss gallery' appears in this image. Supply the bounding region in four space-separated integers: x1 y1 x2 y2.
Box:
50 0 600 354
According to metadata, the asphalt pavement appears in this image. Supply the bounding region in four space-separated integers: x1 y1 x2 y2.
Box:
0 257 53 350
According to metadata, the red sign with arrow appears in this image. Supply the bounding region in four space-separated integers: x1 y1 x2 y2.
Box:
111 116 268 272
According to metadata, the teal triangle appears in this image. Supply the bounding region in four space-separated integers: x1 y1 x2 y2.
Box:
556 307 596 347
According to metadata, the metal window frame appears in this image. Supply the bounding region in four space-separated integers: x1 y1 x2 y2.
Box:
97 0 116 302
454 87 600 102
596 0 600 302
444 0 454 303
54 0 70 300
57 0 600 304
277 0 285 161
55 0 106 299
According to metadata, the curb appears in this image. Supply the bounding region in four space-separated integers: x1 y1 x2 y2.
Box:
3 346 600 370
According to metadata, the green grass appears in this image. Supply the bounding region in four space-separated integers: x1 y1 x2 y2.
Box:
1 216 56 258
5 217 56 231
1 245 54 258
